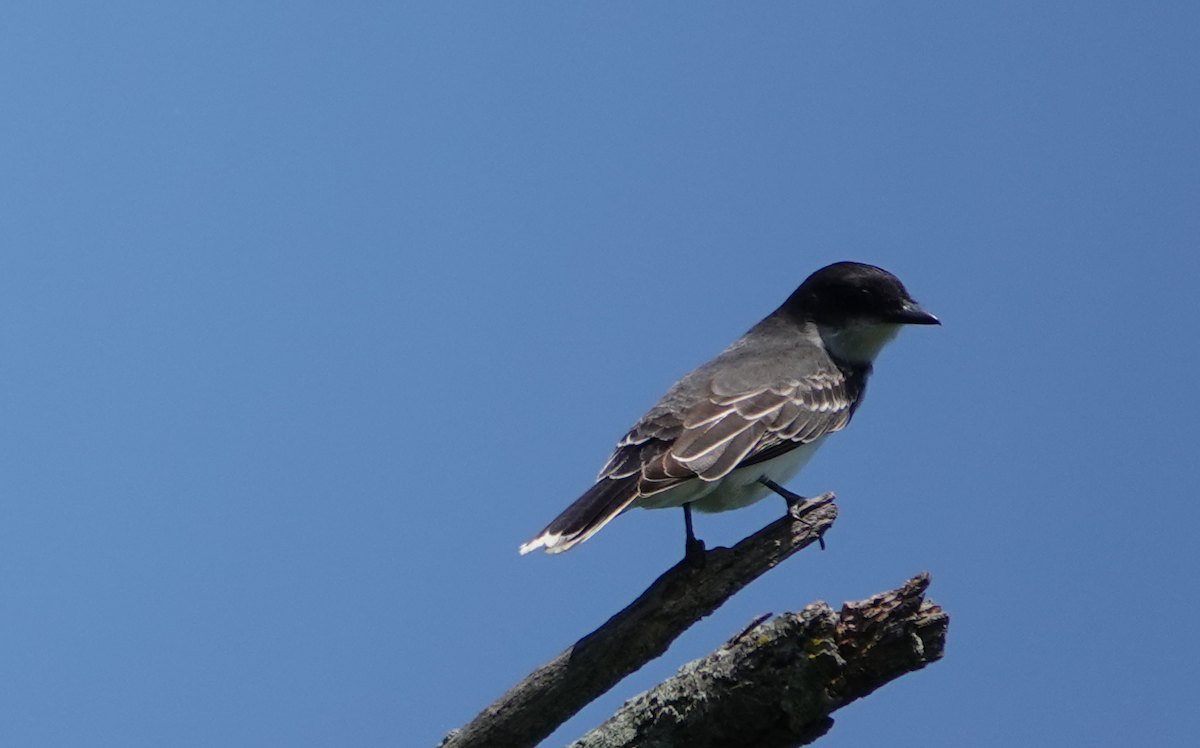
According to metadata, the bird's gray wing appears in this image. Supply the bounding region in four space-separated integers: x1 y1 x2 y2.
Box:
597 359 856 497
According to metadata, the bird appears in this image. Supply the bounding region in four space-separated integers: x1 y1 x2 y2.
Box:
519 261 939 558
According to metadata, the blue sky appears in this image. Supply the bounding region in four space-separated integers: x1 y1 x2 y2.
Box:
1 2 1197 746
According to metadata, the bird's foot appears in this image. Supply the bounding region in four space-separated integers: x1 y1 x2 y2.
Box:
758 478 834 550
787 491 836 519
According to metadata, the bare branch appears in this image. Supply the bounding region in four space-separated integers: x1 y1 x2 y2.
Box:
439 495 838 748
569 573 948 748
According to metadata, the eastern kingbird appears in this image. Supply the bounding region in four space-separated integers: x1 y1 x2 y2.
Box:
519 261 939 556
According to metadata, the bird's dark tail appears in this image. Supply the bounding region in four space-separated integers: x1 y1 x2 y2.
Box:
519 475 641 554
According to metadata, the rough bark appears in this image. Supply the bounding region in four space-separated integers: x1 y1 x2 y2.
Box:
439 494 838 748
568 573 948 748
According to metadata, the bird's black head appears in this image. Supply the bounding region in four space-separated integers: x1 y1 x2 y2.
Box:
782 261 940 326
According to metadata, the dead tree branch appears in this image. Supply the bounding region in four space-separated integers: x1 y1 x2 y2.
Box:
439 494 838 748
569 573 948 748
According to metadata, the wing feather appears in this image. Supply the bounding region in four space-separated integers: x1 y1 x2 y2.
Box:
694 421 768 480
681 399 735 429
673 411 758 461
732 390 790 420
595 352 861 494
668 369 856 481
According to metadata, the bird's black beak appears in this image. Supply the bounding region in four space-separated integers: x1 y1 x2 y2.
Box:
889 301 941 325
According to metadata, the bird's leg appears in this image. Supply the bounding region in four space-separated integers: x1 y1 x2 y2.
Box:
683 503 706 568
757 477 830 550
757 476 808 507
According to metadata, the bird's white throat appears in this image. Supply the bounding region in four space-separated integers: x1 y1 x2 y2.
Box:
817 320 902 365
